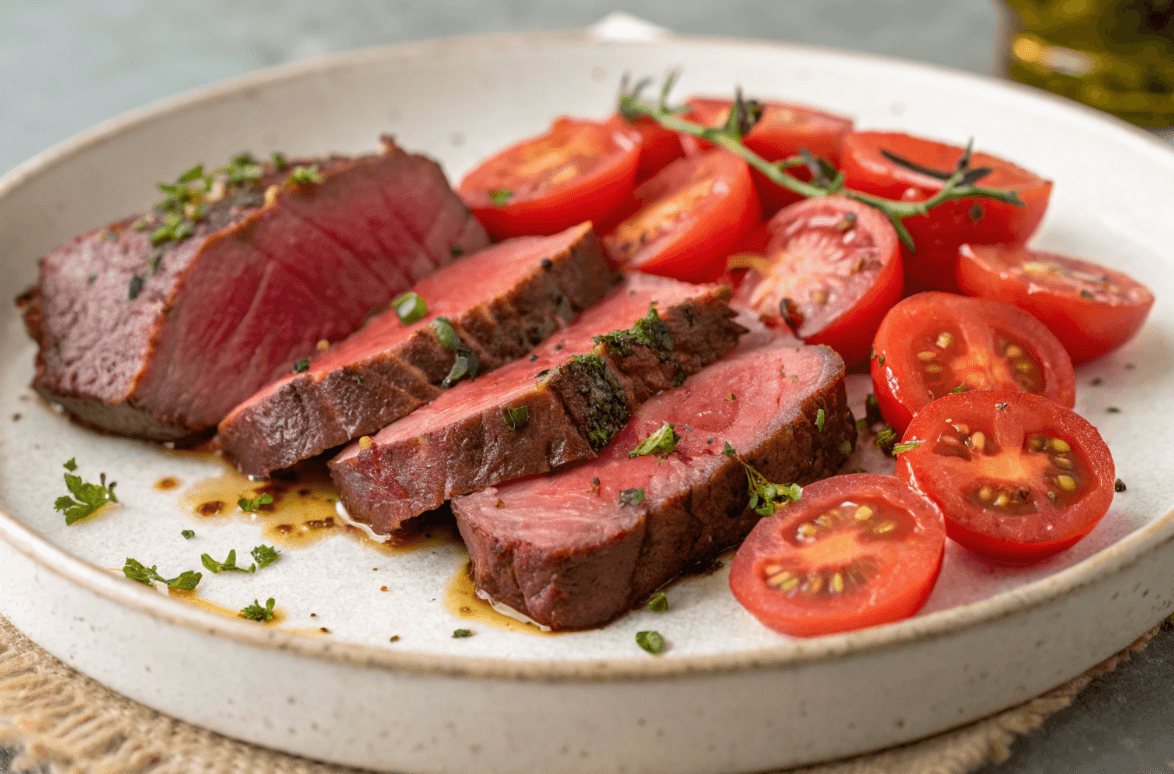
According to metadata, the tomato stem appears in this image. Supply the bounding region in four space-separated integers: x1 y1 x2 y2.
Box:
618 80 1026 252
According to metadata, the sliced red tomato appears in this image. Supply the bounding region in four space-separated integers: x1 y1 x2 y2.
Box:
958 244 1155 364
727 196 902 365
458 117 641 239
602 149 760 283
897 390 1115 564
729 474 946 637
610 114 685 184
840 131 1052 292
681 97 853 215
871 292 1075 435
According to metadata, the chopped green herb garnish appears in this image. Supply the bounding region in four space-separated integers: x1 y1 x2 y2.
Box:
636 630 665 655
123 558 201 591
722 443 801 516
251 544 280 569
875 426 898 455
488 189 513 206
391 291 427 324
443 350 479 388
620 488 646 506
877 354 885 366
892 440 922 454
431 317 462 350
838 439 853 455
503 405 529 431
240 598 276 622
452 628 474 638
594 304 672 357
950 384 968 394
182 530 195 540
855 418 867 432
238 492 274 513
287 165 323 185
55 458 118 525
293 358 310 373
629 421 679 459
201 549 256 574
271 152 288 171
815 408 826 432
646 592 669 612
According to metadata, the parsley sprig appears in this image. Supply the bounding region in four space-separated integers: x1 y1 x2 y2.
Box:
123 558 202 591
55 458 118 525
722 442 801 516
238 492 273 513
629 421 680 458
618 75 1026 250
201 545 280 574
240 598 276 622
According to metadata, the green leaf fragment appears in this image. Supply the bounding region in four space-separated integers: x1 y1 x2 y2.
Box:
240 598 276 622
392 291 428 324
251 544 280 569
593 304 672 357
629 421 679 458
442 350 479 388
452 628 474 638
892 440 923 454
287 165 323 185
238 492 274 513
636 630 665 655
815 408 826 432
619 488 645 506
721 444 801 516
503 405 529 431
182 530 195 540
56 460 118 525
431 317 462 350
839 439 853 455
123 558 201 591
488 189 513 206
201 549 256 574
646 592 669 612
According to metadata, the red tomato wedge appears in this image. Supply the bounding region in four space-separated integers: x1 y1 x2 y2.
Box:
958 244 1155 364
729 474 946 637
612 114 685 183
459 117 640 239
897 391 1115 564
727 196 902 365
871 292 1075 435
602 149 760 283
840 131 1052 291
681 97 853 215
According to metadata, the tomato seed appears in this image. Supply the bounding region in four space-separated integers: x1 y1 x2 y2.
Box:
798 523 818 538
830 573 845 593
1005 344 1024 358
916 351 937 361
1051 438 1071 453
924 364 943 374
993 492 1009 507
806 574 823 594
1056 475 1077 491
979 486 993 501
936 332 953 349
1014 361 1033 373
873 520 896 534
854 505 874 520
970 431 986 453
1053 456 1072 469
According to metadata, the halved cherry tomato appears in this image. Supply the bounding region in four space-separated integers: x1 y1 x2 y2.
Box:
681 97 853 216
727 196 902 365
611 114 685 184
840 131 1052 291
729 474 946 637
897 390 1115 564
459 117 641 239
958 244 1155 364
871 292 1075 435
602 149 760 283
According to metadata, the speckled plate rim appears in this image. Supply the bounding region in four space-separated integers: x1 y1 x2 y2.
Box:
3 28 1174 684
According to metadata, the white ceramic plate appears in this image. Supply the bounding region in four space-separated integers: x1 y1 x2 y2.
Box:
2 30 1174 774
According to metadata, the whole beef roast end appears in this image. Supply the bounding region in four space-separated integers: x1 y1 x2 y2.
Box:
330 273 746 534
452 338 854 631
17 137 487 442
215 222 616 477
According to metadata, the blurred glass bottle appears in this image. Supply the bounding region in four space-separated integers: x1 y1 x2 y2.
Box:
999 0 1174 128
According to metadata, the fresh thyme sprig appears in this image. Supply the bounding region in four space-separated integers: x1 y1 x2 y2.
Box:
722 442 801 516
617 74 1025 250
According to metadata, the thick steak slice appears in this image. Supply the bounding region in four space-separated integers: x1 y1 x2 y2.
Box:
452 339 853 631
330 274 744 534
18 137 487 442
215 223 616 478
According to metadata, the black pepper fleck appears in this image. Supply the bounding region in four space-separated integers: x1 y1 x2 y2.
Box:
1091 377 1103 386
541 258 553 270
1107 406 1120 413
1115 478 1127 492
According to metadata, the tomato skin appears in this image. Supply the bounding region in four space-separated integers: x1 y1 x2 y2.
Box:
897 391 1115 564
602 150 760 283
871 292 1075 436
730 196 902 365
459 117 641 239
681 97 853 216
840 131 1052 291
611 114 685 184
957 244 1155 364
729 474 946 637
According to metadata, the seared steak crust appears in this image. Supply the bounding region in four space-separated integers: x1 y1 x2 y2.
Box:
19 137 487 442
215 223 616 477
330 275 745 534
453 341 853 630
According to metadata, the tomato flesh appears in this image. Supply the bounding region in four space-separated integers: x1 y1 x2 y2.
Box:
897 391 1115 564
729 474 945 637
728 196 902 365
612 114 686 183
840 131 1052 291
459 117 640 239
602 149 760 283
957 244 1155 364
871 292 1075 435
681 97 853 216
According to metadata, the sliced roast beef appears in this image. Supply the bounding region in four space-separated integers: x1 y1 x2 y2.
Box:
18 137 487 442
330 274 745 534
452 339 853 631
215 223 616 478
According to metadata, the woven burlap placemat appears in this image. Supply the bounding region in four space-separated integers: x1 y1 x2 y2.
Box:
0 616 1156 774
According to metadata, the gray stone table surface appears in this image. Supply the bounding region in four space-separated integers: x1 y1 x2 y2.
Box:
2 2 1173 773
